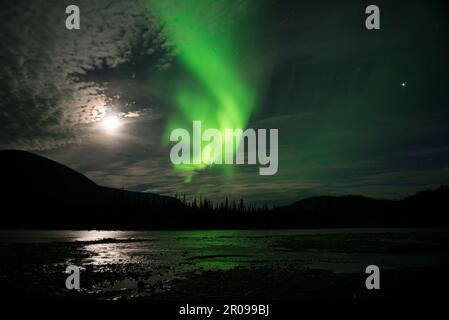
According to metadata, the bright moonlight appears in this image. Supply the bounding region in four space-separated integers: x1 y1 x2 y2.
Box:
102 115 122 134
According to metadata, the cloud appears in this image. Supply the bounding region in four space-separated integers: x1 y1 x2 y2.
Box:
0 0 171 150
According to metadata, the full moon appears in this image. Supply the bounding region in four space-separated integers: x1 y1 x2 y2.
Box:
102 115 122 134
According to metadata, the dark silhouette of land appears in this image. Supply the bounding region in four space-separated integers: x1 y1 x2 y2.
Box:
0 150 184 229
1 150 448 229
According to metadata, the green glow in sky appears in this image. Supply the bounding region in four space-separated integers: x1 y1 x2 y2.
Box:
150 0 259 177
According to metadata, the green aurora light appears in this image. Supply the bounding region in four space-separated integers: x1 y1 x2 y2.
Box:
149 0 263 179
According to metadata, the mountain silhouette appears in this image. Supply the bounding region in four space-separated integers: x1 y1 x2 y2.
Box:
1 150 448 229
0 150 185 229
269 186 449 228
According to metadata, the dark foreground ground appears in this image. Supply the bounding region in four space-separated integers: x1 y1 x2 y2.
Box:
1 229 449 300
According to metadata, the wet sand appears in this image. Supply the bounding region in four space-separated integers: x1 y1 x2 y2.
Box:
1 229 449 300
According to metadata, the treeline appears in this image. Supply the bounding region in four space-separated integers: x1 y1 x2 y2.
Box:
173 194 271 214
4 185 449 230
3 150 449 229
139 185 449 230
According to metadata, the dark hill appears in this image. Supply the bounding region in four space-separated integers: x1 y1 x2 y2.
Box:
1 149 97 194
270 195 398 228
0 150 185 229
1 150 448 229
270 186 449 228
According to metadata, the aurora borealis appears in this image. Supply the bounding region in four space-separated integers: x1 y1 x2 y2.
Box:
150 0 264 175
1 0 449 205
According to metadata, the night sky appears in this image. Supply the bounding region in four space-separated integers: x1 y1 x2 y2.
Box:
1 0 448 205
